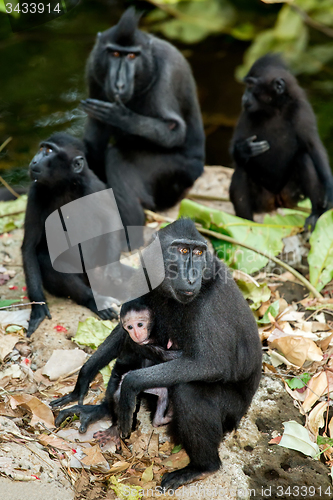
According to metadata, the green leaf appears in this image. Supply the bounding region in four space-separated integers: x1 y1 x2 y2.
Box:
109 476 142 500
0 299 20 308
308 210 333 292
279 421 320 458
286 373 311 390
0 195 27 235
172 444 182 453
236 280 271 311
274 5 304 41
317 436 333 446
151 0 236 44
257 300 280 324
74 317 115 350
178 199 302 275
6 324 23 333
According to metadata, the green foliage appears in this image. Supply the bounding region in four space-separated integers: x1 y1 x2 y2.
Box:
74 316 115 349
0 299 20 308
236 280 271 311
308 210 333 292
286 372 311 390
147 0 236 44
257 300 279 324
0 195 27 235
178 199 303 274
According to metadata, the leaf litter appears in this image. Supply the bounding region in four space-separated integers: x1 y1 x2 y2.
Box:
1 180 333 497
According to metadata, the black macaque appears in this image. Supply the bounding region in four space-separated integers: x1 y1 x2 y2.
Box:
52 298 180 447
82 7 205 210
51 219 262 491
230 54 333 230
22 133 119 337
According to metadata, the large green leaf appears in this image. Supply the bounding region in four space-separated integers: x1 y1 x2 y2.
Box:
178 199 303 274
148 0 236 44
308 209 333 292
0 195 27 235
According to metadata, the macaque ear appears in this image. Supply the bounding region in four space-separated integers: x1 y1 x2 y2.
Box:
273 78 285 95
72 156 85 173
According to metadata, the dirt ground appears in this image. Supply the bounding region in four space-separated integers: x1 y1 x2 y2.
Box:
0 167 331 500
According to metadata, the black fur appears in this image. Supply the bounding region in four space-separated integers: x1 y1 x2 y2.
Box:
51 219 262 491
22 133 118 337
82 8 205 210
230 54 333 230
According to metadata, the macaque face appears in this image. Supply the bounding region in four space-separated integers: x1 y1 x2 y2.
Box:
121 309 152 345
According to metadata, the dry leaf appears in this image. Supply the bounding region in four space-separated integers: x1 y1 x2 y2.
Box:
42 349 87 380
10 394 55 427
141 463 154 484
108 461 131 474
317 333 333 351
308 401 328 436
303 372 328 413
80 445 110 472
0 333 21 361
162 449 190 470
268 349 299 369
147 433 159 458
38 434 73 451
270 337 323 367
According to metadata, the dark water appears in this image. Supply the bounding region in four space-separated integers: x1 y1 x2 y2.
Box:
0 0 332 187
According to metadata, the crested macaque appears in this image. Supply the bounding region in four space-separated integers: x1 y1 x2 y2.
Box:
51 219 262 491
22 133 119 337
93 300 177 448
82 8 205 210
230 54 333 230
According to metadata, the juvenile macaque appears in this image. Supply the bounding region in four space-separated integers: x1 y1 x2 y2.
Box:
93 301 179 447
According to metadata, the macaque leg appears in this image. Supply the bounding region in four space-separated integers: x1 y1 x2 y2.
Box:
145 388 173 427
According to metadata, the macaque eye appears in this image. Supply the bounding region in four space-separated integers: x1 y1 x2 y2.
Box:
179 248 189 254
138 322 143 328
113 51 120 57
127 325 133 330
127 53 136 60
193 249 203 256
46 147 52 154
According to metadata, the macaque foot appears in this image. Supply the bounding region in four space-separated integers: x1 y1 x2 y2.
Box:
54 404 108 433
94 426 121 450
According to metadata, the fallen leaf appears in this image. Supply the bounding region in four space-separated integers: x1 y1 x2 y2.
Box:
42 348 87 380
109 476 142 500
109 461 131 474
141 464 154 484
317 333 333 351
278 421 320 458
308 401 327 437
10 394 55 427
80 445 110 472
38 434 72 451
0 333 21 361
162 449 190 470
270 336 323 367
302 372 333 413
147 433 159 458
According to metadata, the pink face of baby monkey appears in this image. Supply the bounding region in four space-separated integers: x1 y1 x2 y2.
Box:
121 309 152 345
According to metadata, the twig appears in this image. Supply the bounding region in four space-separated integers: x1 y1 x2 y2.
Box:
0 175 20 199
0 301 45 310
144 209 322 299
291 4 333 38
0 138 20 199
0 137 12 153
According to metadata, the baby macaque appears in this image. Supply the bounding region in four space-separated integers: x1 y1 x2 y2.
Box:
93 299 180 448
